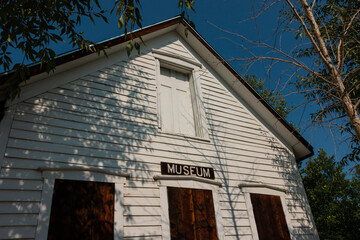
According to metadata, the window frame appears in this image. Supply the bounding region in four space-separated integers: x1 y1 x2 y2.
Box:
154 175 224 239
153 49 209 140
35 166 129 240
239 184 295 240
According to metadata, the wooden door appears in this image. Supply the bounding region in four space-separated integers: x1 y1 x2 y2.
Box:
250 193 291 240
167 187 218 240
47 179 115 240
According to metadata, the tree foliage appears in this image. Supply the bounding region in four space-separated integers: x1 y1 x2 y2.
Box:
287 0 360 162
245 75 292 119
0 0 109 100
229 0 360 162
300 148 360 240
0 0 195 109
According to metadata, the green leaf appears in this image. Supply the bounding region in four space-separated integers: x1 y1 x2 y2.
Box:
189 20 195 29
178 0 183 8
89 14 95 24
126 42 133 56
101 14 109 24
134 41 140 54
94 0 101 9
118 15 124 29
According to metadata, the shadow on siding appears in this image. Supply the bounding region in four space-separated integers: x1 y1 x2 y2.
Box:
0 59 156 239
266 131 318 240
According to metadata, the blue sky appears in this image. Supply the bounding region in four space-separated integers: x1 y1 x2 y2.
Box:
10 0 352 163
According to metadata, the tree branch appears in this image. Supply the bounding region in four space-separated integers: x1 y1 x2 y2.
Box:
285 0 328 64
228 56 336 86
297 0 344 83
354 99 360 110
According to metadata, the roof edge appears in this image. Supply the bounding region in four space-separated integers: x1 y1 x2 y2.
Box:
0 16 183 81
177 18 314 161
0 16 314 161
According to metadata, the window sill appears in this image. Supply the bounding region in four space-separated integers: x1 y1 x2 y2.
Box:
159 130 210 143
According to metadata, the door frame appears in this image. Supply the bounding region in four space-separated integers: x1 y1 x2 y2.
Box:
239 184 295 240
36 166 129 240
154 175 224 239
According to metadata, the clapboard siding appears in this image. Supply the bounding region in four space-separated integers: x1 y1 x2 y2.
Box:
0 179 41 191
0 169 41 180
202 87 249 108
0 214 38 226
123 237 161 240
6 132 284 173
4 146 290 174
204 101 260 123
85 71 156 90
6 129 292 168
25 92 158 119
2 160 295 190
223 226 252 235
156 42 196 62
52 82 156 104
123 197 160 206
219 193 246 203
203 93 249 113
12 112 157 137
0 33 316 239
221 209 248 219
6 137 290 165
13 116 284 161
123 216 162 227
14 106 157 130
3 155 294 184
10 120 282 158
0 203 40 214
124 206 161 216
225 236 253 240
0 226 35 239
2 159 293 189
26 92 156 116
7 129 292 165
0 190 41 202
123 226 162 238
124 187 159 197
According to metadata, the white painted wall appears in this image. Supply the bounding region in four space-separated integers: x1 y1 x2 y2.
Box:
0 31 317 239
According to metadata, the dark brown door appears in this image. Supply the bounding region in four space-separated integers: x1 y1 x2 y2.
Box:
250 193 291 240
47 179 115 240
167 187 218 240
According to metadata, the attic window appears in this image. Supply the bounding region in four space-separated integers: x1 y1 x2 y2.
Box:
154 50 208 139
158 67 196 135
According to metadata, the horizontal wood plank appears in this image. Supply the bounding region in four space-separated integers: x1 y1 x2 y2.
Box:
0 226 35 239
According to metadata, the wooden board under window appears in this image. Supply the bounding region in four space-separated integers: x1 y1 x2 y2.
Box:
167 187 218 240
250 193 291 240
47 179 115 240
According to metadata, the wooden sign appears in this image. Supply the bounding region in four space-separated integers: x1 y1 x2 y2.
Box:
161 162 215 180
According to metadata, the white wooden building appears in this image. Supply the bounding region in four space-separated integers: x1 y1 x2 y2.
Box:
0 17 319 240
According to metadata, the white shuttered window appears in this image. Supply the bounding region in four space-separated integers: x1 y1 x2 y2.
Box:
159 67 195 136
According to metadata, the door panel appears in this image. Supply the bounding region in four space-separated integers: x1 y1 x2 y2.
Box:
167 187 218 240
47 179 115 240
250 193 291 240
